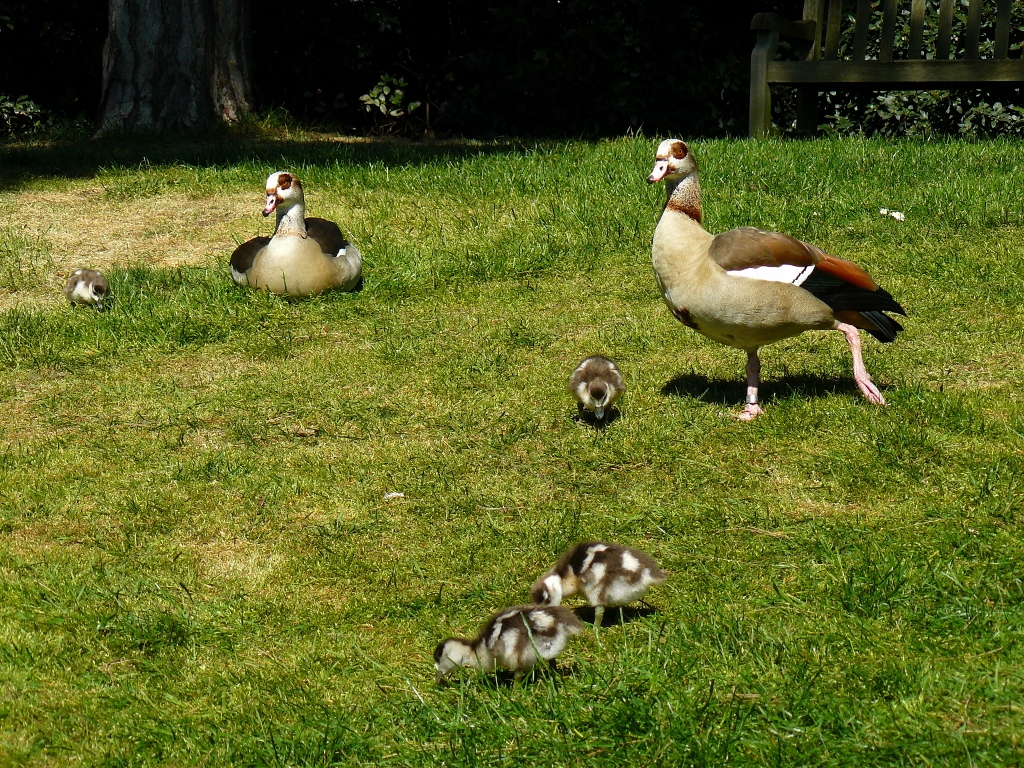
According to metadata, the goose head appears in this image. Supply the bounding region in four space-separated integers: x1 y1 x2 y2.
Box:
530 573 564 606
577 379 611 420
647 139 697 184
433 638 476 684
262 171 305 217
89 279 110 310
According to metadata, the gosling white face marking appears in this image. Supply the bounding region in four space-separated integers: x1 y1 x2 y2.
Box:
435 639 476 682
542 574 563 605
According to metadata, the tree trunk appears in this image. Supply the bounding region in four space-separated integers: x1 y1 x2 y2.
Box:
98 0 252 132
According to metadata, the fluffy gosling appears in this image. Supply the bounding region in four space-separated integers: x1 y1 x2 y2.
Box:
434 605 583 684
569 356 625 421
64 269 109 310
531 542 667 627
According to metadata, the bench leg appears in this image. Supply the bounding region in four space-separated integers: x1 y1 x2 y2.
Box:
796 87 818 135
749 30 779 138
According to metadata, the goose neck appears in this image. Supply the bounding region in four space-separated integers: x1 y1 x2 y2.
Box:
274 201 307 236
664 173 702 224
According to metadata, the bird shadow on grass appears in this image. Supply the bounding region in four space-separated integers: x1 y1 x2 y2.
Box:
660 372 866 406
0 134 529 193
572 604 658 627
455 661 578 689
571 407 622 430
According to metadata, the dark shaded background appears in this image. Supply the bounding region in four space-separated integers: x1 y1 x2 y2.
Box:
1 1 801 138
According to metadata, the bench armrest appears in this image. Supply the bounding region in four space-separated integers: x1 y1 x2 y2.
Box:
751 13 816 41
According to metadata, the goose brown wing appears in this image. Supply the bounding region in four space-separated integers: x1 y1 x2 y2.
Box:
709 227 879 291
305 217 346 257
230 236 270 276
711 227 906 342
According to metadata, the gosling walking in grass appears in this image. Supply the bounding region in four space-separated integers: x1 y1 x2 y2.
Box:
434 605 583 684
64 269 109 310
569 356 625 422
531 542 667 628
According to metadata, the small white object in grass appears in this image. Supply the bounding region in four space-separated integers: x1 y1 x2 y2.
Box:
384 492 406 500
879 208 905 221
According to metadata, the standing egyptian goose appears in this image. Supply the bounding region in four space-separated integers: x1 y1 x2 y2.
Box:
230 171 361 297
647 139 906 420
64 269 109 310
531 542 667 628
433 605 583 684
569 355 626 421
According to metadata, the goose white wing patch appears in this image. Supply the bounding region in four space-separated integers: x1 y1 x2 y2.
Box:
729 264 814 286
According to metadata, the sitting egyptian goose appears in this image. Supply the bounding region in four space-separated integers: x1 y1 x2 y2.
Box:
230 171 361 297
647 139 906 420
531 542 667 628
434 605 582 684
64 269 109 310
569 356 626 421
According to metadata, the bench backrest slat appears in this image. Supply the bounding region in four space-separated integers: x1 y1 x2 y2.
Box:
824 0 843 59
879 0 899 62
966 0 983 60
805 0 826 61
936 0 955 60
995 0 1012 59
805 0 1018 63
908 0 927 60
852 0 872 60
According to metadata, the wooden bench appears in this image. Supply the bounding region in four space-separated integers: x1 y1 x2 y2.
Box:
750 0 1024 137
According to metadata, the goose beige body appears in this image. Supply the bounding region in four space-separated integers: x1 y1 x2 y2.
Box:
531 542 667 628
647 139 906 420
231 172 361 297
434 605 583 683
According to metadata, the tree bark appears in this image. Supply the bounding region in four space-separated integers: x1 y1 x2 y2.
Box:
98 0 252 132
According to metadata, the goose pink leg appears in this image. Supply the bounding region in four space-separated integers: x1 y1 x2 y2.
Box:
737 349 764 421
838 323 885 405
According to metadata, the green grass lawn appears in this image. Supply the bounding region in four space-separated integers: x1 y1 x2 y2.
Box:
0 132 1022 766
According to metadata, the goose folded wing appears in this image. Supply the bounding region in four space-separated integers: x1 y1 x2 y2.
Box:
711 227 906 341
305 217 347 257
709 227 879 291
230 236 271 276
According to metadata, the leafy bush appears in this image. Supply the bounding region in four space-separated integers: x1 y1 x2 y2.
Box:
0 94 45 136
359 74 423 136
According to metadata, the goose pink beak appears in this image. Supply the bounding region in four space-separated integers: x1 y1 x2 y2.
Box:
262 194 277 217
647 160 669 184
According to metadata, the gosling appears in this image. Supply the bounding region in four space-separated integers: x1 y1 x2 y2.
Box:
531 542 667 628
434 605 583 684
569 356 625 421
64 269 109 310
